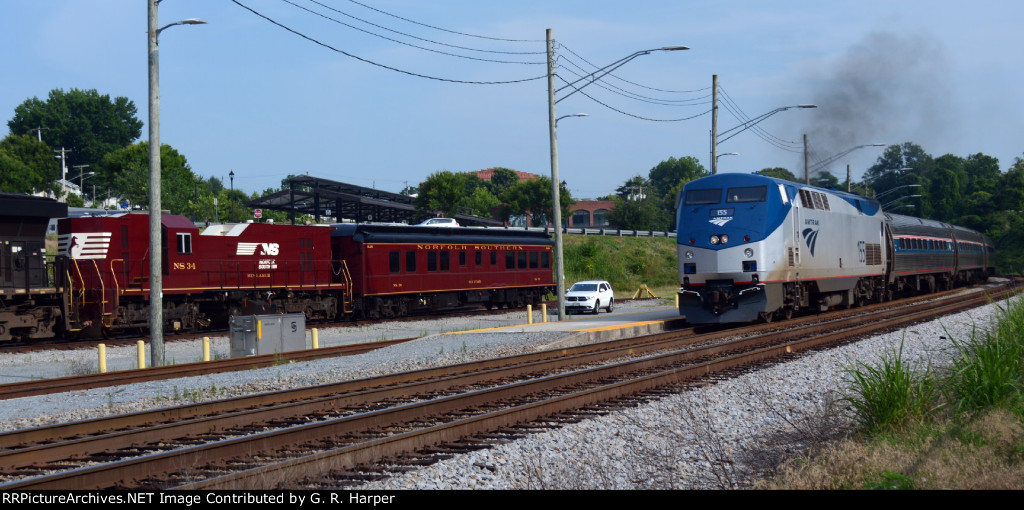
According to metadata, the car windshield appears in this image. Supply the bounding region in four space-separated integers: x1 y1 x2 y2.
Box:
569 283 597 292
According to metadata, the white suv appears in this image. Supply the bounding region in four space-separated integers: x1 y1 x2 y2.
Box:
416 217 460 227
565 280 614 314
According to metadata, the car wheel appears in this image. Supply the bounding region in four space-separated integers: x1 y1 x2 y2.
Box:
606 299 614 313
593 300 600 314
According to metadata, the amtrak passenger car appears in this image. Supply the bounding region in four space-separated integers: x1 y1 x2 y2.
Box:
677 173 888 323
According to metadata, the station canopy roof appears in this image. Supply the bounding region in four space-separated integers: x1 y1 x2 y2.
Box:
245 175 502 226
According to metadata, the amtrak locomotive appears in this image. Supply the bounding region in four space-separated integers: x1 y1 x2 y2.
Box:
676 173 994 323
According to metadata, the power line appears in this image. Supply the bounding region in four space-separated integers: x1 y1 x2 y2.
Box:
557 54 711 106
232 0 546 85
291 0 545 62
717 86 803 153
344 0 544 43
556 74 711 122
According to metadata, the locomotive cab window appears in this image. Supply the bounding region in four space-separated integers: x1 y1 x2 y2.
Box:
176 233 192 254
684 188 722 205
725 186 767 203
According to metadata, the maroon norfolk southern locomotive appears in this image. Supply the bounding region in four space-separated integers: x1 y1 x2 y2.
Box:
58 213 349 337
50 212 554 338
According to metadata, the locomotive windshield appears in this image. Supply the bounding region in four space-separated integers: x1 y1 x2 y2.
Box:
725 186 767 203
684 188 722 205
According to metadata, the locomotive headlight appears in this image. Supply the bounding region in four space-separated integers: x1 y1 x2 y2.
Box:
710 235 720 245
744 248 754 258
720 234 729 244
685 250 694 259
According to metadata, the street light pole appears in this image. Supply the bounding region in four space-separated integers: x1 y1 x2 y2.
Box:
546 28 686 321
148 1 206 367
229 170 235 223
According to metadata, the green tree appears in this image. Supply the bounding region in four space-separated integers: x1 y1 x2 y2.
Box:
500 176 573 227
99 142 197 215
486 167 520 197
612 156 709 231
615 175 651 201
7 88 143 172
607 195 660 231
815 171 840 189
0 134 60 195
415 170 469 218
928 154 967 221
648 156 707 198
757 167 799 182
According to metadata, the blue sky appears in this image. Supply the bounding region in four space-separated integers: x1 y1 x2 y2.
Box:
2 1 1021 199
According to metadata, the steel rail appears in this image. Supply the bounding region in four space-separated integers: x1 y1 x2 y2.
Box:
4 285 1011 489
188 286 1014 489
0 338 415 401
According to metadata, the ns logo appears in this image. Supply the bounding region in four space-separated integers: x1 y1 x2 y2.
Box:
236 242 280 256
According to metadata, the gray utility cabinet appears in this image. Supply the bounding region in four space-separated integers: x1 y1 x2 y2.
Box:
229 313 306 358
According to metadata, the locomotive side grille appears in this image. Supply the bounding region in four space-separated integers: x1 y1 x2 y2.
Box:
865 243 882 265
788 247 800 266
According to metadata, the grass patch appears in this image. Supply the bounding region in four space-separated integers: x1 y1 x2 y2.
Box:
761 297 1024 489
841 338 940 435
562 235 678 296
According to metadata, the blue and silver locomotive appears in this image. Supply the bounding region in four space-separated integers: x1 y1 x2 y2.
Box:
676 173 994 323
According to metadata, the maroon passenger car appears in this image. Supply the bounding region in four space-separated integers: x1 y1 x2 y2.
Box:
330 223 554 319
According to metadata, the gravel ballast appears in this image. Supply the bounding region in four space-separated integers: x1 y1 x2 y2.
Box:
0 297 1006 489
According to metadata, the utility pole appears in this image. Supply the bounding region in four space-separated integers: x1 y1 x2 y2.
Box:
710 75 719 174
54 147 72 201
546 28 566 321
803 134 810 185
29 126 48 143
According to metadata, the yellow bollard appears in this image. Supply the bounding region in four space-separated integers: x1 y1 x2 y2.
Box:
675 293 679 308
98 343 107 373
312 328 319 349
542 303 548 323
203 337 210 362
137 340 146 369
527 304 533 325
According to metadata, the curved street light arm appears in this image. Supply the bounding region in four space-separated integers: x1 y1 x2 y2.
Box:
874 184 922 201
717 104 816 144
555 46 688 104
809 143 886 173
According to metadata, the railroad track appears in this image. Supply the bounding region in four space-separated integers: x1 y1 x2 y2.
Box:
0 304 541 355
0 284 1014 489
0 338 415 401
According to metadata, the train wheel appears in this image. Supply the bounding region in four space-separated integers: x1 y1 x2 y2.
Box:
778 308 793 320
758 311 774 323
